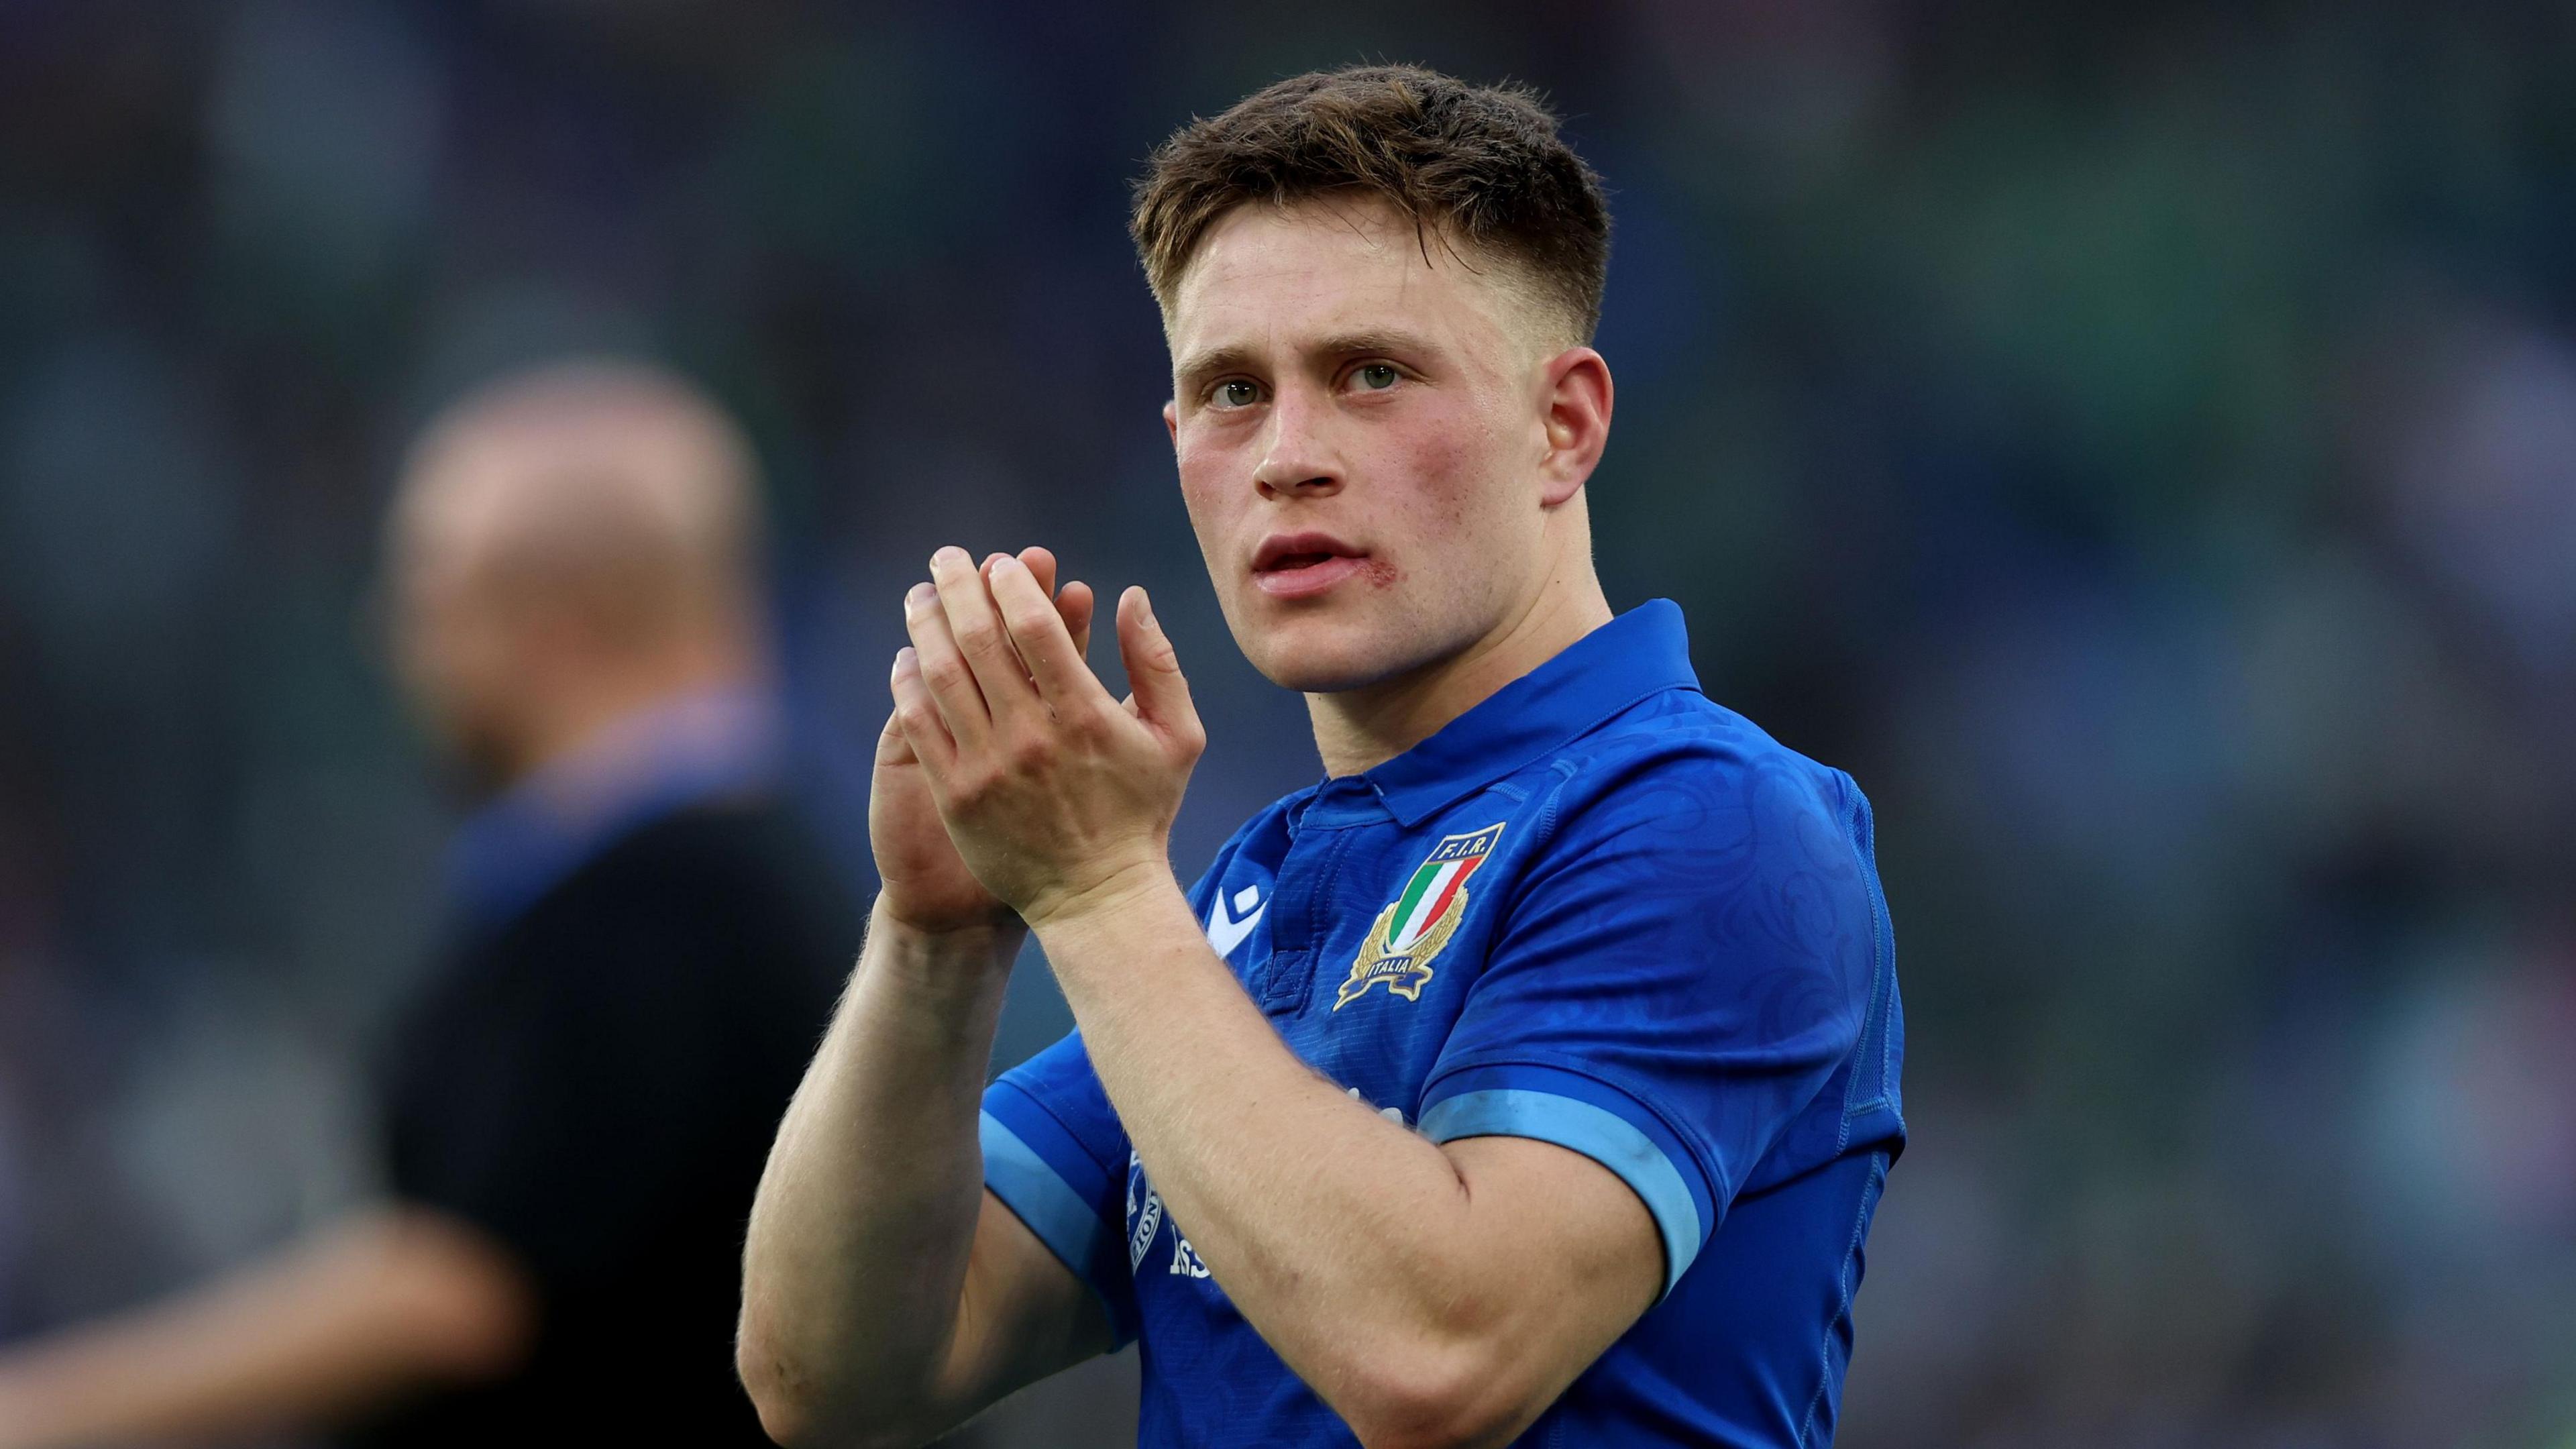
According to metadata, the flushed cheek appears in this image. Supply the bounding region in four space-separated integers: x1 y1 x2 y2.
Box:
1173 466 1246 579
1172 426 1249 512
1411 399 1507 500
1366 420 1492 558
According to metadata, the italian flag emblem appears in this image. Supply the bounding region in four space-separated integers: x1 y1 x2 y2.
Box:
1335 824 1505 1010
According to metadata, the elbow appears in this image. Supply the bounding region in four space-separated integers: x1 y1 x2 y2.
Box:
743 1384 819 1449
733 1324 820 1448
1326 1340 1533 1449
737 1330 855 1444
744 1396 885 1449
737 1391 922 1449
733 1325 920 1449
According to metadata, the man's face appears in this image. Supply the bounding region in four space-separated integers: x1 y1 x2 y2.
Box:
386 460 539 794
1162 197 1567 693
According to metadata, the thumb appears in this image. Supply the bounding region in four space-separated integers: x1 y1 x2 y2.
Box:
875 702 914 765
1116 586 1197 738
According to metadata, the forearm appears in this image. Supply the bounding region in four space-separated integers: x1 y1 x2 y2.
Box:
0 1208 528 1449
736 900 1019 1440
1032 877 1495 1393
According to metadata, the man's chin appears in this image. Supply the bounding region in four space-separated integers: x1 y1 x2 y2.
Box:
1243 628 1428 696
1226 587 1477 695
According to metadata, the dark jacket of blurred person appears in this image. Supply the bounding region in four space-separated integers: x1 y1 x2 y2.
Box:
0 362 852 1448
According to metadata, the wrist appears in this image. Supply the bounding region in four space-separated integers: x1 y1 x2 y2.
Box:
1022 855 1186 941
865 899 1024 997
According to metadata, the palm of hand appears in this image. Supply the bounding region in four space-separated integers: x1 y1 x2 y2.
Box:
869 719 1010 933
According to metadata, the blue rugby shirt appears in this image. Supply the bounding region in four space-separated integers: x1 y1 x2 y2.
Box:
979 600 1906 1448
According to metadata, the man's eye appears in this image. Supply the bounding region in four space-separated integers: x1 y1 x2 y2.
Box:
1353 364 1399 392
1213 380 1260 409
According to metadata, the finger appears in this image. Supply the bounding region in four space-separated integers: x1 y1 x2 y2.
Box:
1014 546 1091 659
983 551 1050 684
875 696 916 768
989 553 1109 706
1058 579 1095 661
932 546 1036 725
1116 586 1200 742
1016 545 1059 600
904 579 990 748
889 645 956 771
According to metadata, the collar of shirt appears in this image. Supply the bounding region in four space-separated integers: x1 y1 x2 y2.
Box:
1312 598 1701 830
444 686 782 930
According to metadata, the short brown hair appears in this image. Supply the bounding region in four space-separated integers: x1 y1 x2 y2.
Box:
1130 64 1611 344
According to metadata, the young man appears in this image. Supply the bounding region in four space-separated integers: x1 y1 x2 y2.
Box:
739 66 1904 1449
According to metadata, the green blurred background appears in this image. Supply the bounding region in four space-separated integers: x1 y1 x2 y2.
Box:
2 2 2572 1444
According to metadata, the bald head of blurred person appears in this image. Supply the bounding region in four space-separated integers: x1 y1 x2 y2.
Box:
388 362 767 794
0 361 855 1449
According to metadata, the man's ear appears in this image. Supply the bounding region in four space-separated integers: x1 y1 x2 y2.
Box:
1163 397 1180 445
1538 347 1613 506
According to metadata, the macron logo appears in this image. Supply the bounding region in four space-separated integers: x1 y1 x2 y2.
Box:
1205 883 1265 958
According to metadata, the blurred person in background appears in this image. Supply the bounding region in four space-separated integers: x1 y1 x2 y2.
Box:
0 360 851 1447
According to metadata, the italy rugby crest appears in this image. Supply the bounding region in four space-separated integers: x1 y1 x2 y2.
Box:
1334 824 1505 1010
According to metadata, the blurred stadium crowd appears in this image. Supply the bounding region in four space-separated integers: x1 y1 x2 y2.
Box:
1 2 2571 1445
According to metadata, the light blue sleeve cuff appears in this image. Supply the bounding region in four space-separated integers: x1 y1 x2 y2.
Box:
979 1110 1121 1316
1419 1088 1705 1295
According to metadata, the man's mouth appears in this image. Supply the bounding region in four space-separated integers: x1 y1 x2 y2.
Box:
1252 533 1370 599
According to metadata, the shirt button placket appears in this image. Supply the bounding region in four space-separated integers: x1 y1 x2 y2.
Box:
1257 827 1346 1016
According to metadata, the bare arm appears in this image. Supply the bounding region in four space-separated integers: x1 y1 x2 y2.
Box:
737 547 1111 1448
0 1206 531 1449
735 906 1110 1449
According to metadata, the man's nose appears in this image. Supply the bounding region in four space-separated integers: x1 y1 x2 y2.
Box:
1251 386 1341 498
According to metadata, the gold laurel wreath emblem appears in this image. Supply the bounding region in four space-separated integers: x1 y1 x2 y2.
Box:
1334 886 1470 1010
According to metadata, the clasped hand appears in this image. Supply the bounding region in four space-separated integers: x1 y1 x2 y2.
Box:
890 546 1203 931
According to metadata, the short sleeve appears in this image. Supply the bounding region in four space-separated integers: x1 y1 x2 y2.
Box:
981 1031 1138 1344
1417 745 1882 1297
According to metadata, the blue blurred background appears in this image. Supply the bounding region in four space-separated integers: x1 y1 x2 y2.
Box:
3 2 2573 1444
